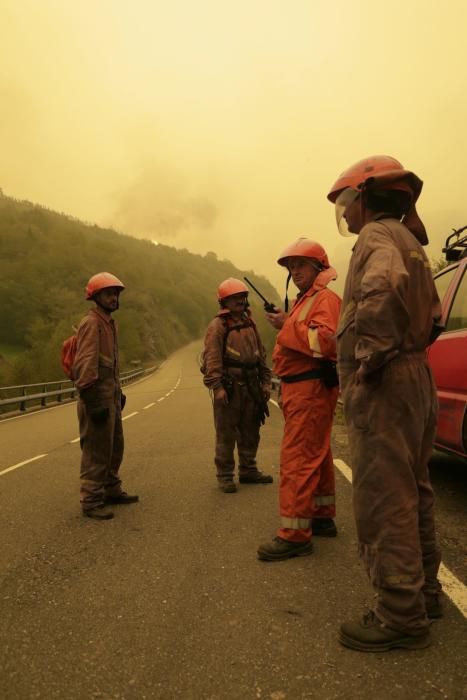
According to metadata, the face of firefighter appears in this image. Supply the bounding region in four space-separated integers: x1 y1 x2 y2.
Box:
287 257 321 293
335 188 362 236
222 292 248 318
94 286 121 314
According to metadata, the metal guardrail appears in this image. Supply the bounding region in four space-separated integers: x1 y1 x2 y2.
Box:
0 367 156 415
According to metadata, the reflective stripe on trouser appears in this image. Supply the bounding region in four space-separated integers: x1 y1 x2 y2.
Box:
278 379 338 543
213 383 261 481
78 400 124 509
341 355 441 634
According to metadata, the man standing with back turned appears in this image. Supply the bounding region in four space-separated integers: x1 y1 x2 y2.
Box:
327 155 443 651
74 272 139 520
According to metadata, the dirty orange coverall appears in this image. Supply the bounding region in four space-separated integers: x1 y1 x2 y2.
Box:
202 309 272 483
338 215 442 634
73 307 124 510
273 269 341 542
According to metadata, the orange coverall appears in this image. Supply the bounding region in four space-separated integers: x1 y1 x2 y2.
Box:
338 215 442 634
273 268 341 542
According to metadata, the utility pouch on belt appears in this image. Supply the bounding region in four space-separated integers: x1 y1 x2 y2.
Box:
321 360 339 388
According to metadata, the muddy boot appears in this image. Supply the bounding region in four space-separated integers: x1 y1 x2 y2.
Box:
339 610 431 652
311 518 337 537
219 480 237 493
105 492 139 505
257 536 313 561
83 505 114 520
239 470 273 484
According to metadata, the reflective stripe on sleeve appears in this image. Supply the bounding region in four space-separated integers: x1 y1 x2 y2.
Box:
307 327 323 356
313 494 335 506
280 516 311 529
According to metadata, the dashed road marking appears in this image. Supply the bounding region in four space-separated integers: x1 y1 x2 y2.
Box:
0 454 48 477
70 437 81 444
122 412 138 421
333 458 353 483
143 402 155 410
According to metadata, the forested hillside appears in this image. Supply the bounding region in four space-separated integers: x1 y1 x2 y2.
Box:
0 193 280 385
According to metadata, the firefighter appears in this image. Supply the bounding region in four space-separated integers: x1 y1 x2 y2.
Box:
74 272 139 520
257 240 341 561
327 155 443 651
202 278 273 493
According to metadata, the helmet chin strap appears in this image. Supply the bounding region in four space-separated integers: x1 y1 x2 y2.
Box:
284 272 291 312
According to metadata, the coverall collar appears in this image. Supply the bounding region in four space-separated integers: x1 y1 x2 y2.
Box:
216 307 252 320
91 306 115 324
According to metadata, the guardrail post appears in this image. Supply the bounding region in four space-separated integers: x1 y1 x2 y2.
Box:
57 383 62 403
41 384 47 407
20 386 26 412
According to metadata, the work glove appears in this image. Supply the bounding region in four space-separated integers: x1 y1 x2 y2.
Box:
89 406 110 425
121 393 127 410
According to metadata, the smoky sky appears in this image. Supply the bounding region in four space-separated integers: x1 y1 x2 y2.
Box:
1 0 467 294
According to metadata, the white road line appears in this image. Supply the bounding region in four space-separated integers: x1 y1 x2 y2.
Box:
333 458 353 483
122 411 138 421
157 397 165 402
270 399 279 408
143 402 155 410
0 454 48 477
439 564 467 618
70 437 81 444
334 457 467 620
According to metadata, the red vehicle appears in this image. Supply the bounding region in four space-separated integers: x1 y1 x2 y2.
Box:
427 227 467 460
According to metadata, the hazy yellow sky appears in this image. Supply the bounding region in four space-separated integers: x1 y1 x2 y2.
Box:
2 0 467 295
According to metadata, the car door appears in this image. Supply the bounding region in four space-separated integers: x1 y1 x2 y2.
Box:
427 261 467 457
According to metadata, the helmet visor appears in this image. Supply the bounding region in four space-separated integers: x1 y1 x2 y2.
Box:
335 188 360 237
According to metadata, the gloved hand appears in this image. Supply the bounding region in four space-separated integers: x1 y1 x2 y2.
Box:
121 393 127 410
89 406 110 424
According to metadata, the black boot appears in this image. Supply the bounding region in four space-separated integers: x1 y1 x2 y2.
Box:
257 536 313 561
311 518 337 537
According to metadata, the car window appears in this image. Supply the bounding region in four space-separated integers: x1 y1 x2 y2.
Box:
434 266 457 304
446 269 467 331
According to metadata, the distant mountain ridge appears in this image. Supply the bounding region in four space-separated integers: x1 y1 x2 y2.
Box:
0 193 280 385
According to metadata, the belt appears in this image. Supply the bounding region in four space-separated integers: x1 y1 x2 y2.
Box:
224 359 259 370
280 369 323 383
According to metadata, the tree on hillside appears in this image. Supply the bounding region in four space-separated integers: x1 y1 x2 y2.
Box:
0 195 280 385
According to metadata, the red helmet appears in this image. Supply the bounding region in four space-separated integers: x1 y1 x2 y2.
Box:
327 155 427 244
217 278 249 300
86 272 125 300
277 238 330 269
326 155 419 202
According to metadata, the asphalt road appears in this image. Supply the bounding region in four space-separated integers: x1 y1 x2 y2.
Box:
0 340 466 700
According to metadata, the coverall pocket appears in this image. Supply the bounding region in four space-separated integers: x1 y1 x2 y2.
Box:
344 378 369 431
